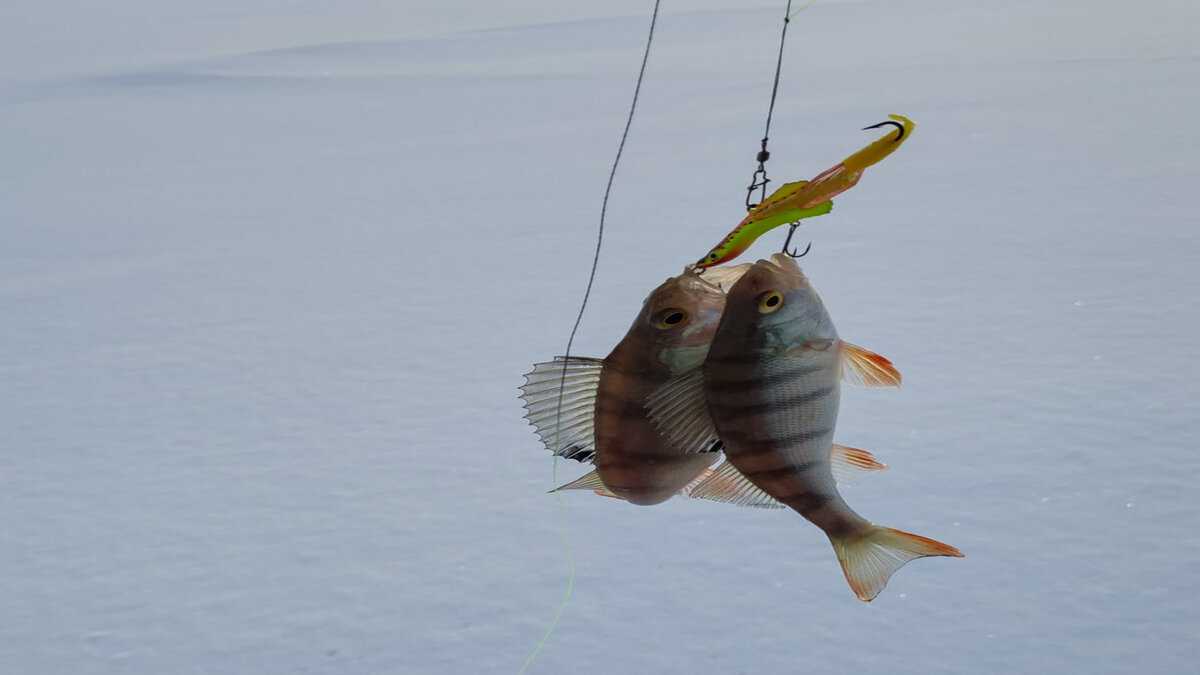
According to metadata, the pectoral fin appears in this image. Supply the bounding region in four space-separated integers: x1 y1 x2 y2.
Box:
520 356 604 462
839 342 901 387
644 367 718 454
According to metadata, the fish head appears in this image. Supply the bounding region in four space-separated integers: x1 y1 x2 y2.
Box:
720 253 837 350
629 269 729 370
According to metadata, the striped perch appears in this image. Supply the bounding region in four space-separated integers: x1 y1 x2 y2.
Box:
649 253 962 601
520 264 780 508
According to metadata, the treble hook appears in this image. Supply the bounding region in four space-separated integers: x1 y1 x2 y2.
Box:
862 119 906 141
781 223 812 258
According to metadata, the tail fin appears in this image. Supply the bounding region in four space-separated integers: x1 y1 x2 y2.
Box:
830 527 962 602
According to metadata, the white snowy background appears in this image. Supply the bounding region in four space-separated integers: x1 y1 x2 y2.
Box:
3 0 1197 673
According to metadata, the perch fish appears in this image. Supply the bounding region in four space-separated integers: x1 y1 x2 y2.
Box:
521 265 779 506
649 253 961 600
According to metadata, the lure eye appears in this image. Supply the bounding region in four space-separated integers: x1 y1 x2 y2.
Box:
757 291 784 314
652 308 689 329
707 253 719 261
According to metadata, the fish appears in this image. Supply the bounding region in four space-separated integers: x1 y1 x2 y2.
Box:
520 264 780 507
696 115 915 269
648 253 961 600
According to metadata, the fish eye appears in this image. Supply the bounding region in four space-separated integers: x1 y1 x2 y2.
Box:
652 308 689 329
757 290 784 313
707 253 719 261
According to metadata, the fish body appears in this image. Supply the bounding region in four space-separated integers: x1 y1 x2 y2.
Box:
522 266 775 506
589 272 727 504
696 115 915 269
702 255 859 530
651 253 960 600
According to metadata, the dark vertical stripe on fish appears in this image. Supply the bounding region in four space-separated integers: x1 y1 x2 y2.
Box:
705 364 824 394
708 386 834 417
779 491 834 514
600 362 664 380
721 428 833 456
739 460 824 479
705 352 767 365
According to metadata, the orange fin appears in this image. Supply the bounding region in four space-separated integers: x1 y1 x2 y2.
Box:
839 342 901 387
593 489 622 500
830 444 887 486
830 527 963 602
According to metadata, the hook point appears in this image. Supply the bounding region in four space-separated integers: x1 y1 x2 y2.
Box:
862 120 905 141
781 223 812 258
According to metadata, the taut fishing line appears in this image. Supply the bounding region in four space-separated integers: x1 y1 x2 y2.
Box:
745 0 820 210
517 1 662 673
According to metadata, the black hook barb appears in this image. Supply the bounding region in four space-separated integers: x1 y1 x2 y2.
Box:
862 119 905 141
782 223 812 258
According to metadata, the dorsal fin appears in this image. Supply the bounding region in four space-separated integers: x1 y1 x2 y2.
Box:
520 357 604 463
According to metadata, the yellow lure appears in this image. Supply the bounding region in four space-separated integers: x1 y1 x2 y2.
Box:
696 114 915 268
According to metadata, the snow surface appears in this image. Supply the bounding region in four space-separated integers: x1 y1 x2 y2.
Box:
3 0 1199 673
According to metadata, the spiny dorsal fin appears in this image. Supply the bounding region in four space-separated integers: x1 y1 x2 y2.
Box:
520 356 604 463
840 342 901 387
830 444 888 486
644 367 718 454
685 459 784 509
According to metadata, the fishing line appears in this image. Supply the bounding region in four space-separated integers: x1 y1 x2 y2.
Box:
517 2 662 673
745 0 820 210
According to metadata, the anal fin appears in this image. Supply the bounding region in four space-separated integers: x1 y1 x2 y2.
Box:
549 469 607 493
830 444 887 486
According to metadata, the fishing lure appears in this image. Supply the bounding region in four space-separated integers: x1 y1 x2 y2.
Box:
696 114 915 269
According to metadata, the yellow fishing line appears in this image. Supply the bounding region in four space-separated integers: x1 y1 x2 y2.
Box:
515 455 576 675
517 1 662 672
788 0 821 20
520 1 813 670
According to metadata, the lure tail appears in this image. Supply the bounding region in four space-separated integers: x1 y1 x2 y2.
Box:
829 526 962 602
